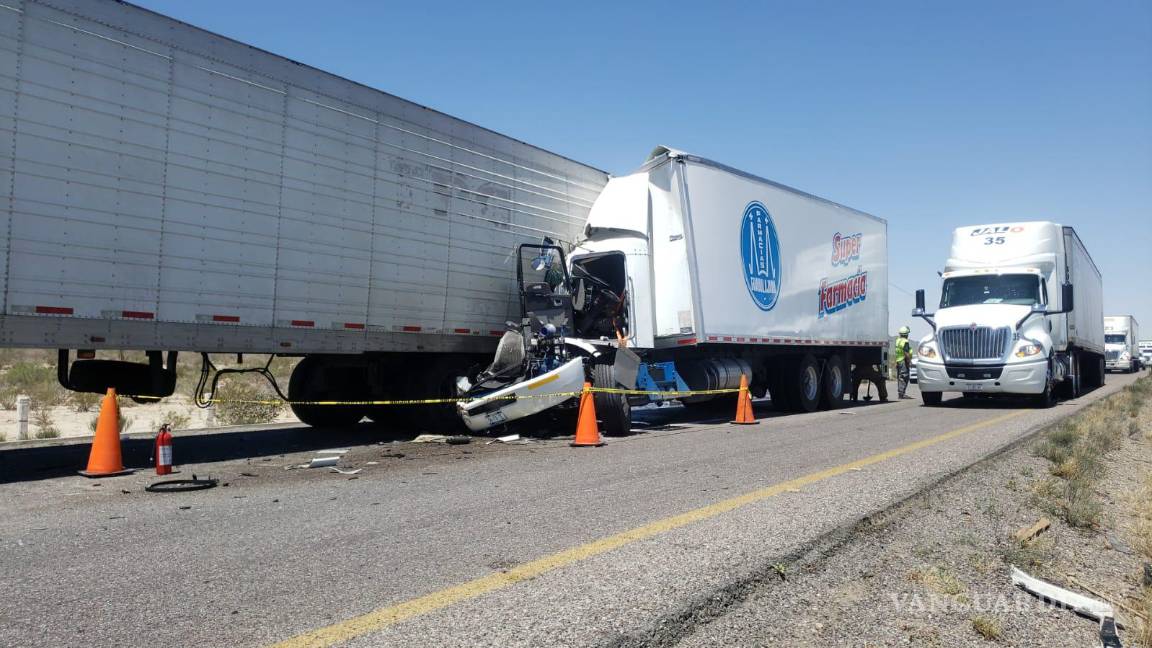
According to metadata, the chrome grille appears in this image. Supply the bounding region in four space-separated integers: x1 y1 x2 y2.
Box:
1106 350 1121 361
938 326 1012 361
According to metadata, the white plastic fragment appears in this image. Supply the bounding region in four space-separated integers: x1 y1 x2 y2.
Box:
317 449 350 455
329 467 362 475
487 434 521 444
306 456 340 468
413 434 449 443
1010 566 1114 621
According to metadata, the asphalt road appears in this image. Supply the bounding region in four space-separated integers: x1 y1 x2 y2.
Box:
0 374 1141 647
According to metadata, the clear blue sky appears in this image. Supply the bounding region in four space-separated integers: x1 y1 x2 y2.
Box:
135 0 1152 340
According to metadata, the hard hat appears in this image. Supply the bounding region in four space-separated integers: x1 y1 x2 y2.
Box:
899 326 910 335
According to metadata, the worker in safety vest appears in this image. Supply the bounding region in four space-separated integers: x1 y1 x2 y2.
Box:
894 326 913 399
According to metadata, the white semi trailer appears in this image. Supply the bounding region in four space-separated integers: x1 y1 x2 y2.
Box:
912 222 1105 407
1104 316 1141 373
0 0 608 427
459 148 889 434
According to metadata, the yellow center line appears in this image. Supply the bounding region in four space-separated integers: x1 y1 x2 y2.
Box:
271 409 1027 648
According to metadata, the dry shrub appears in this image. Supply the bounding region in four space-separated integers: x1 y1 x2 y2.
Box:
1 362 65 410
1139 588 1152 648
214 379 283 426
972 615 1002 641
1034 378 1151 528
68 390 101 413
32 408 59 439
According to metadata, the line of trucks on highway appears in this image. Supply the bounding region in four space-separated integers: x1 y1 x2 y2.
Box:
0 0 1121 436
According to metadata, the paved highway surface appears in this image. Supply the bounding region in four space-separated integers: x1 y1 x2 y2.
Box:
0 375 1140 647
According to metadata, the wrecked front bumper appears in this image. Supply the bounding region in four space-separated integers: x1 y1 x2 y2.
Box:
916 359 1047 395
457 358 586 432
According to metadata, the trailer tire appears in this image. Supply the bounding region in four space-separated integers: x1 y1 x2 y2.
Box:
288 357 365 428
592 363 632 436
1057 353 1080 400
788 354 822 413
819 355 847 410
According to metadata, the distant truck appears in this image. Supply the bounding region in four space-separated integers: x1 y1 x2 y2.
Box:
1141 340 1152 369
459 148 889 434
1104 316 1141 373
912 222 1104 407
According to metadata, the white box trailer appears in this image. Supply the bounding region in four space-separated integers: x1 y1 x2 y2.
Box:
580 147 889 350
0 0 607 426
461 148 890 433
1104 315 1140 372
913 222 1105 406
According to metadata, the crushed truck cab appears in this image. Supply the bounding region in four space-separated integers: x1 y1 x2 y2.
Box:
458 357 585 432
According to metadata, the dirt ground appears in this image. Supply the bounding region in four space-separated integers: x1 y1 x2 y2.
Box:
0 394 301 440
675 379 1152 647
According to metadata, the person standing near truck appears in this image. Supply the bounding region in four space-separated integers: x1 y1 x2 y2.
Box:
895 326 913 399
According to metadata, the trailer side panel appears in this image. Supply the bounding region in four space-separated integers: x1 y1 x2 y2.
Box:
0 0 607 354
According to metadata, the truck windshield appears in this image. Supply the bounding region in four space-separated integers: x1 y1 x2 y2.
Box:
940 274 1041 307
1105 334 1127 344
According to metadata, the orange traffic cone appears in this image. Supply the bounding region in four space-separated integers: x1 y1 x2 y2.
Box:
79 388 133 477
570 382 605 447
731 374 758 425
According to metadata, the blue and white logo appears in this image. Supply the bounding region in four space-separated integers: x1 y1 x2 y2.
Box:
740 201 781 311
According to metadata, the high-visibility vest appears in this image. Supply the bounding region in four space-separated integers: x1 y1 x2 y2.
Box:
895 337 912 362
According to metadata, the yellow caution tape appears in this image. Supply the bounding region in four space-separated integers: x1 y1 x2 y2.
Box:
196 386 745 407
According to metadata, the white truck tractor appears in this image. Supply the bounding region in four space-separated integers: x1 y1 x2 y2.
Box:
912 222 1104 407
1104 316 1141 373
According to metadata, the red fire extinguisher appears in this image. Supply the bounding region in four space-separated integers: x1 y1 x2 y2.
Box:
155 423 173 475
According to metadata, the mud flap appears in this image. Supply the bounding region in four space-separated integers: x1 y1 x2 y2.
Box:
612 346 640 390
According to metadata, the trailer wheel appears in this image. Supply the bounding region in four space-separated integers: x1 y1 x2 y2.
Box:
819 355 847 410
1057 353 1080 400
288 357 365 428
592 363 632 436
789 354 821 413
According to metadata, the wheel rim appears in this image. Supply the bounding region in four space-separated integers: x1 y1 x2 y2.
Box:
802 365 819 401
829 365 843 396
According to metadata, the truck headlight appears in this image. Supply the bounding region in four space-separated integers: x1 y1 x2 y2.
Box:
918 342 937 359
1121 351 1130 360
1015 344 1043 358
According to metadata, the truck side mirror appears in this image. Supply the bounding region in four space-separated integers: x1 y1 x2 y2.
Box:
912 288 935 330
1061 283 1074 312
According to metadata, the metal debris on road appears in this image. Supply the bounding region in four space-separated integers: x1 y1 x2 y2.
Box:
486 434 534 445
446 435 472 445
145 477 219 493
306 456 340 468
